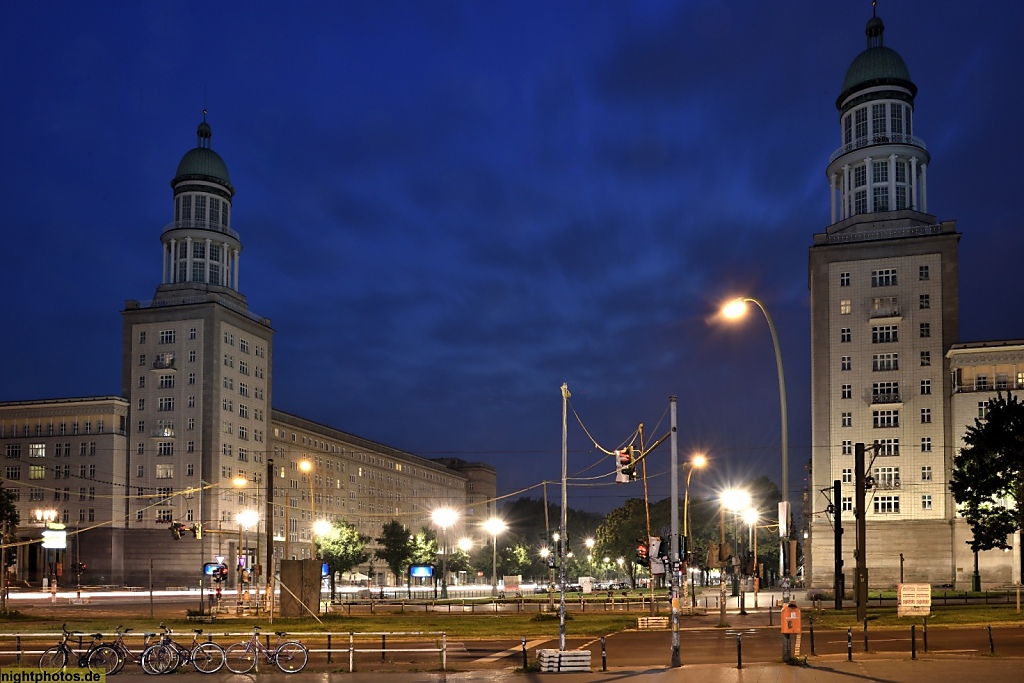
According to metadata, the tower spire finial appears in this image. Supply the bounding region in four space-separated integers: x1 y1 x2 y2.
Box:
873 1 877 18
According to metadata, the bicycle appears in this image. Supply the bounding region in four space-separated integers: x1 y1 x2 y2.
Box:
108 625 158 675
38 624 119 674
141 624 225 674
224 626 308 673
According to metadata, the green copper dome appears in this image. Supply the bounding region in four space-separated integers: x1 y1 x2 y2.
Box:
171 116 234 193
842 46 912 93
837 12 916 107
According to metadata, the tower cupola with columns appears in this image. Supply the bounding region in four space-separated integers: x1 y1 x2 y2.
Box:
161 112 243 295
825 8 931 225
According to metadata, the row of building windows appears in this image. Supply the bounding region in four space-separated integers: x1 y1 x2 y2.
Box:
837 435 933 454
843 102 913 146
838 294 930 315
839 265 929 287
0 419 115 438
839 323 933 343
836 495 932 514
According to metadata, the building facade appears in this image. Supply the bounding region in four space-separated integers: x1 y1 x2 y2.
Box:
808 10 958 588
1 118 495 588
807 11 1018 589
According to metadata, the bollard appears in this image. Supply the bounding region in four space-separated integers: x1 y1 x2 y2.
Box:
911 624 916 660
863 618 869 652
327 634 332 664
768 604 773 626
522 636 528 670
381 634 386 663
988 624 994 654
601 635 607 671
923 617 928 652
809 616 816 655
736 633 743 669
847 627 853 661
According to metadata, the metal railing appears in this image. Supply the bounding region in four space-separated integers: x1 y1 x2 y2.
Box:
829 133 928 163
162 220 240 241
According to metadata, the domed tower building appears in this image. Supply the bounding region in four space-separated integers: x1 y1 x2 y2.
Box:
807 11 960 589
120 116 274 586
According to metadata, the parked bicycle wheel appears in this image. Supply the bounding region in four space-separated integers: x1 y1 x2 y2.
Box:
87 645 120 675
141 643 178 675
274 641 308 673
191 642 226 674
224 642 257 674
38 646 68 670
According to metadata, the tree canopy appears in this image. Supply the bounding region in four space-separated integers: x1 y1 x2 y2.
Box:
316 520 370 575
950 392 1024 553
374 520 414 583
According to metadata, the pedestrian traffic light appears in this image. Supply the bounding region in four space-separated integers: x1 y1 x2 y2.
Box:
616 448 637 483
635 539 649 564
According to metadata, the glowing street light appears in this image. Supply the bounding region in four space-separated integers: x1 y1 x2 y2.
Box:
721 296 790 580
298 460 316 559
483 517 507 598
431 507 459 598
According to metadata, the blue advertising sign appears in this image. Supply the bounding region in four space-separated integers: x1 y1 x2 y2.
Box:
409 564 433 578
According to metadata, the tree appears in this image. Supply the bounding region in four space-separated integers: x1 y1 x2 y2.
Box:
594 498 647 587
0 481 18 535
374 520 414 588
316 520 370 601
950 393 1024 583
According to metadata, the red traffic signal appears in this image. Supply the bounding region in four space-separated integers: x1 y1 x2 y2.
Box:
635 539 649 564
615 448 637 483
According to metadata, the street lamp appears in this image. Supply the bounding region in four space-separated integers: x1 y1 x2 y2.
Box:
457 537 473 585
682 452 707 611
431 507 458 599
236 509 259 601
719 488 751 626
299 460 315 559
743 508 760 608
483 517 506 598
722 296 790 581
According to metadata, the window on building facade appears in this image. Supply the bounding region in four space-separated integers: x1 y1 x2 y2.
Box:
920 351 931 366
841 412 852 427
872 409 899 428
871 325 898 343
840 299 851 315
842 384 852 399
921 408 932 424
873 495 900 514
159 330 176 344
841 328 851 343
872 353 898 371
873 438 899 456
841 496 853 512
841 468 853 484
920 322 931 338
871 269 897 287
841 356 851 371
840 272 850 286
921 380 932 395
919 265 929 280
921 465 932 481
842 440 852 455
921 495 932 510
919 294 930 309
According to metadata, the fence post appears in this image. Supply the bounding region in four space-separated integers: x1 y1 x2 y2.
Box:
863 618 869 652
442 632 447 671
349 632 355 672
809 616 815 655
381 634 386 662
601 635 607 671
326 634 332 664
923 617 928 652
911 624 916 660
988 625 994 654
768 604 773 627
522 636 527 670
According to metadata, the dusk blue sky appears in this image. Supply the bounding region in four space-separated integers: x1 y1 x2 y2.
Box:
2 2 1022 515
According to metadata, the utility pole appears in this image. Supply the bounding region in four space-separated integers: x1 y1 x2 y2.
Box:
833 479 843 611
559 383 569 652
855 443 868 622
669 396 680 667
266 457 275 618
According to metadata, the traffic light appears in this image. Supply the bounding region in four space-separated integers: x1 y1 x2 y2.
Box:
191 523 202 539
615 448 637 483
169 522 187 539
217 565 229 583
657 537 669 560
78 562 87 573
635 539 649 564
